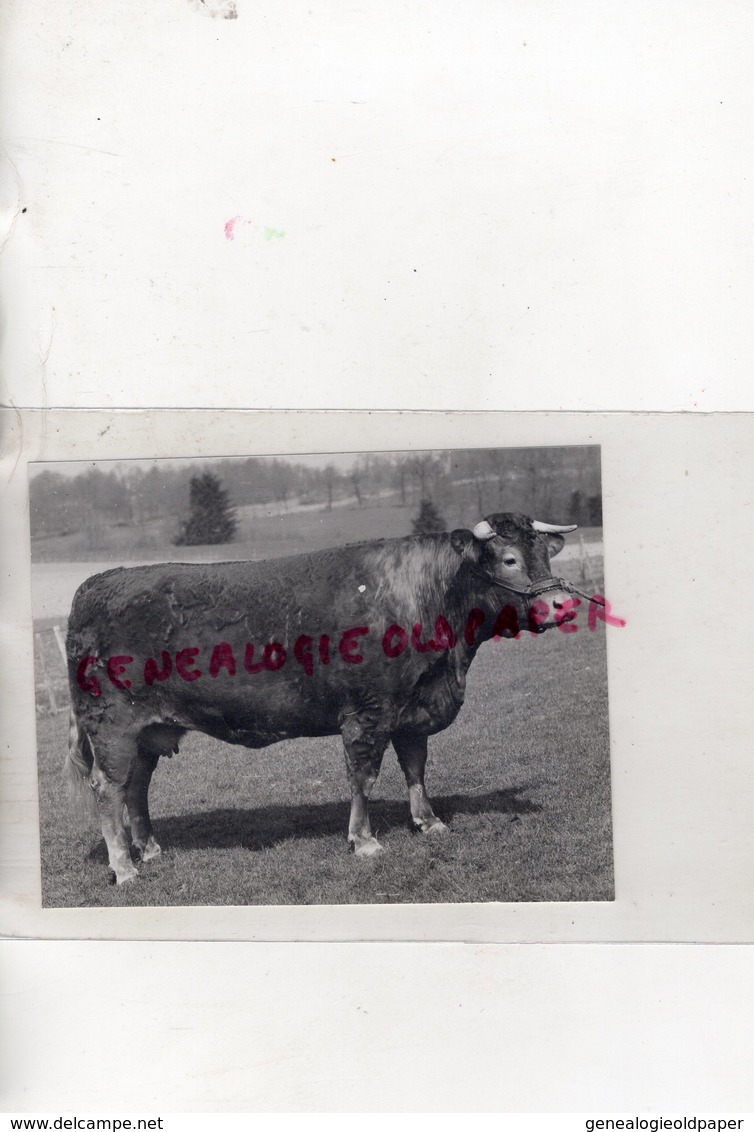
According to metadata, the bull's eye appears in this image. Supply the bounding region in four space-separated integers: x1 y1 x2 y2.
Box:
502 556 517 567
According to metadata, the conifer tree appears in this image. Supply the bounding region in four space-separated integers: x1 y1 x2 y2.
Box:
411 497 446 535
174 471 238 545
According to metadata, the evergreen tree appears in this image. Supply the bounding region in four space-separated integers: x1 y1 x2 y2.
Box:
175 471 238 546
411 497 446 535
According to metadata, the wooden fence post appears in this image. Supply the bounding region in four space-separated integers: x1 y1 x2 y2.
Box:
52 624 67 667
36 632 57 713
579 534 597 590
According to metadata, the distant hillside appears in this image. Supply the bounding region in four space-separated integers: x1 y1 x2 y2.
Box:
29 447 603 563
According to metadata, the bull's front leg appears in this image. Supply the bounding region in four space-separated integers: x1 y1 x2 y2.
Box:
340 715 389 857
392 732 448 836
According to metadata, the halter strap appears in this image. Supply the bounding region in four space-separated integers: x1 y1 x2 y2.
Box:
466 566 606 607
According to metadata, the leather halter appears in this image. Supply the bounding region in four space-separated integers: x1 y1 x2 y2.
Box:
464 536 606 607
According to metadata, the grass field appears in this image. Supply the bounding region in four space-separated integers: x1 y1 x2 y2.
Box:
31 499 412 564
36 624 614 908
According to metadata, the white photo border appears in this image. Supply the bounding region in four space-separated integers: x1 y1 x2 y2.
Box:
2 407 753 943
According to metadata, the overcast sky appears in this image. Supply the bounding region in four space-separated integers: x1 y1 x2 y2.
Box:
27 451 370 479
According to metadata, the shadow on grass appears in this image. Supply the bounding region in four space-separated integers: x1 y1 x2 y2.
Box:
86 786 540 861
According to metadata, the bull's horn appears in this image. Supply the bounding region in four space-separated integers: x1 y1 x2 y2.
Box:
472 520 496 540
532 520 578 534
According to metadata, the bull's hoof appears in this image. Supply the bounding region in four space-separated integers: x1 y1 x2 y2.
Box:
131 837 161 863
109 865 139 886
413 817 449 836
141 838 162 862
350 836 384 857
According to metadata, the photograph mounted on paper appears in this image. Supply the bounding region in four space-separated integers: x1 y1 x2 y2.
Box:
30 445 618 908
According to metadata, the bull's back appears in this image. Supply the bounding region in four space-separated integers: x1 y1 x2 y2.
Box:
65 545 452 745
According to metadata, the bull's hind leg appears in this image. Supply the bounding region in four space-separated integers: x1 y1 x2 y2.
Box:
341 715 389 857
125 724 184 863
125 746 161 863
88 737 139 885
392 732 448 836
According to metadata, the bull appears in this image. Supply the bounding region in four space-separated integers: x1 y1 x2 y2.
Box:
65 511 582 885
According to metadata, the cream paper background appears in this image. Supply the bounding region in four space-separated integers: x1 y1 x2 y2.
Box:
2 0 753 1110
2 408 752 945
2 0 754 414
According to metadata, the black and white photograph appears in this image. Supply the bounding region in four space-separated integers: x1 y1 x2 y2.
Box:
31 443 615 908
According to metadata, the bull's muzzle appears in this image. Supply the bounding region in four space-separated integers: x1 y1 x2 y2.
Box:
528 590 580 633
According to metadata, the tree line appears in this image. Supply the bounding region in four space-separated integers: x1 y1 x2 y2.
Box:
29 446 602 545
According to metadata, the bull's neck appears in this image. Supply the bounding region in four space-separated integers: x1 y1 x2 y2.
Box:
441 561 514 665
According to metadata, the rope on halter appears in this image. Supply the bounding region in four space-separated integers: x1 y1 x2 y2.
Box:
467 567 606 607
529 577 607 607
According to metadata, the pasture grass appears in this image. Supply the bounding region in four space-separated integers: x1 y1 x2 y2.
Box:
31 500 414 564
36 625 614 908
31 484 604 566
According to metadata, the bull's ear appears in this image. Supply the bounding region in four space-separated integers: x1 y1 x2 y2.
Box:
450 529 481 563
546 533 566 558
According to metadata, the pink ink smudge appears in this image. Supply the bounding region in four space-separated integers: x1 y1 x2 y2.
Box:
224 215 243 240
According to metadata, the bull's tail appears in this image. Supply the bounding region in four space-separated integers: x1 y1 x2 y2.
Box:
64 707 98 824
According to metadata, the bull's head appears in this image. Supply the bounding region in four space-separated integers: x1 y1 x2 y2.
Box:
450 512 578 633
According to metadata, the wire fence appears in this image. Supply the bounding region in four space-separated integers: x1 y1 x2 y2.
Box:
35 624 69 715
